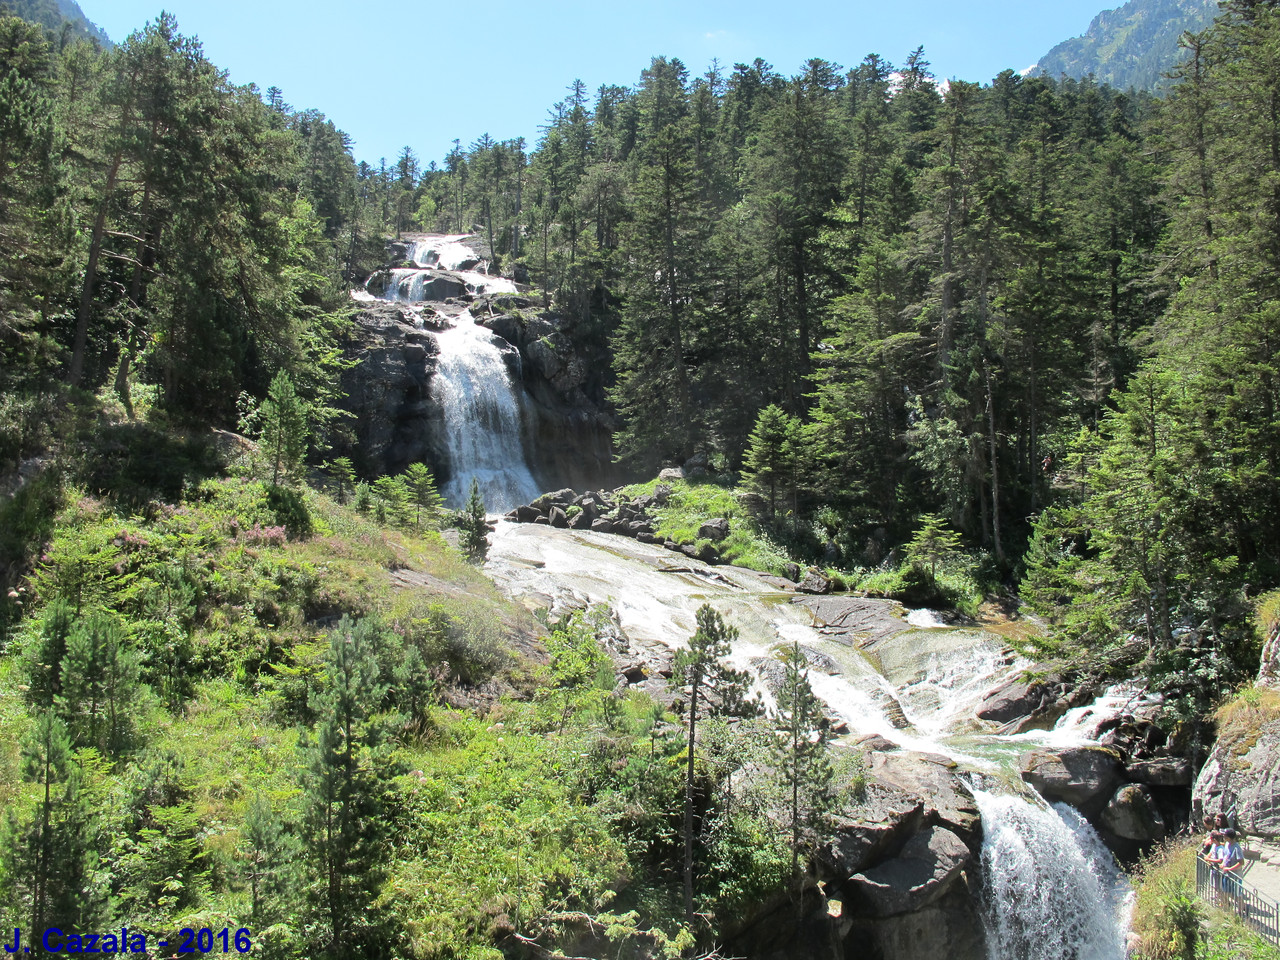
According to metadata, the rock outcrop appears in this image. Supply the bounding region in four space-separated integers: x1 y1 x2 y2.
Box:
337 302 445 475
473 295 618 493
825 752 986 960
1193 712 1280 839
1019 745 1125 818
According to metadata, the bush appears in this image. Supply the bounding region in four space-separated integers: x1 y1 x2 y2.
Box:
265 484 313 540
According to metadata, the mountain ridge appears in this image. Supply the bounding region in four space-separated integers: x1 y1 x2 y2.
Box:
1 0 109 47
1033 0 1217 91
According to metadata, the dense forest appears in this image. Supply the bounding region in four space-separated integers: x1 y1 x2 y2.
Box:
1 0 1280 956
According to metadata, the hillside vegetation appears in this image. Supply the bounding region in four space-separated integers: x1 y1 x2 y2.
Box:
1034 0 1216 91
2 0 1280 955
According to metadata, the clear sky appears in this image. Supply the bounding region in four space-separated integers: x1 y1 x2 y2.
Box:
83 0 1118 167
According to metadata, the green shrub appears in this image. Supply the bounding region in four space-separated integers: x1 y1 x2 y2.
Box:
265 484 313 540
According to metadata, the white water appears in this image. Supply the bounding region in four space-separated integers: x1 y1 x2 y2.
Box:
407 234 482 271
485 522 1137 953
362 234 542 512
976 791 1131 960
432 314 540 512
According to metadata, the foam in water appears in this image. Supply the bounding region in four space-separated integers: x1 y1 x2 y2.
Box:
431 313 540 512
975 790 1130 960
407 235 479 271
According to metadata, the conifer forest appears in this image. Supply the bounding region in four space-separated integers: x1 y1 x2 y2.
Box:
2 2 1280 958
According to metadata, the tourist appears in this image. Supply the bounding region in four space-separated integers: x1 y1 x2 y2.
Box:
1219 828 1245 906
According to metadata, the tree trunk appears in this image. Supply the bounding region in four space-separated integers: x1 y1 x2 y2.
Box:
683 670 700 924
984 360 1005 566
68 149 125 387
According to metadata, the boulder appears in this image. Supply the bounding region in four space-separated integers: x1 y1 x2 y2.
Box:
590 519 615 534
658 467 684 481
854 734 899 753
699 518 730 542
514 504 542 523
568 511 592 530
1019 746 1124 818
653 483 673 505
533 488 577 511
636 532 657 544
976 674 1047 724
785 562 802 583
848 826 972 917
1193 713 1280 838
1126 758 1192 787
867 753 981 845
1100 784 1167 843
548 506 569 528
798 569 833 595
696 543 721 565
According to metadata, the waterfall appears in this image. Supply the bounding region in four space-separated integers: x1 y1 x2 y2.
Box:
975 790 1131 960
363 233 542 512
431 313 540 512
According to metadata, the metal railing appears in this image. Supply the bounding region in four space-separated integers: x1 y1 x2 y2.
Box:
1196 855 1280 945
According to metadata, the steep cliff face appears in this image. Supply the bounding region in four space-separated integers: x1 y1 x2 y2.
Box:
1192 597 1280 837
338 300 446 476
473 293 619 494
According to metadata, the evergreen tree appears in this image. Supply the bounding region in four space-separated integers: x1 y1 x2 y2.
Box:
770 641 833 905
56 610 139 755
328 456 356 505
742 404 800 521
905 513 963 582
238 794 293 930
0 712 105 939
261 369 310 487
403 462 444 533
299 616 393 958
669 604 759 922
457 477 489 561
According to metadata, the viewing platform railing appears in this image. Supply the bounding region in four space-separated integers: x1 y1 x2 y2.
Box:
1196 854 1280 945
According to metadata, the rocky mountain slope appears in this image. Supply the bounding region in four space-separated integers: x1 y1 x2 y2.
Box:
5 0 110 46
1033 0 1216 91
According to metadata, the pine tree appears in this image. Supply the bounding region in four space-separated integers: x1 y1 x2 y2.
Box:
328 457 357 505
457 478 489 561
669 604 759 922
1 712 104 939
261 370 310 487
56 611 139 755
905 513 963 582
299 616 393 958
403 462 444 533
771 641 834 903
239 795 293 929
742 404 799 521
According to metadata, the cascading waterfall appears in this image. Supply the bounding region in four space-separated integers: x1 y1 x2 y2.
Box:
484 524 1137 955
431 312 540 511
975 790 1131 960
363 234 541 512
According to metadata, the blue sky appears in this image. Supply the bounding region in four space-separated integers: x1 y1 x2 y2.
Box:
84 0 1119 167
